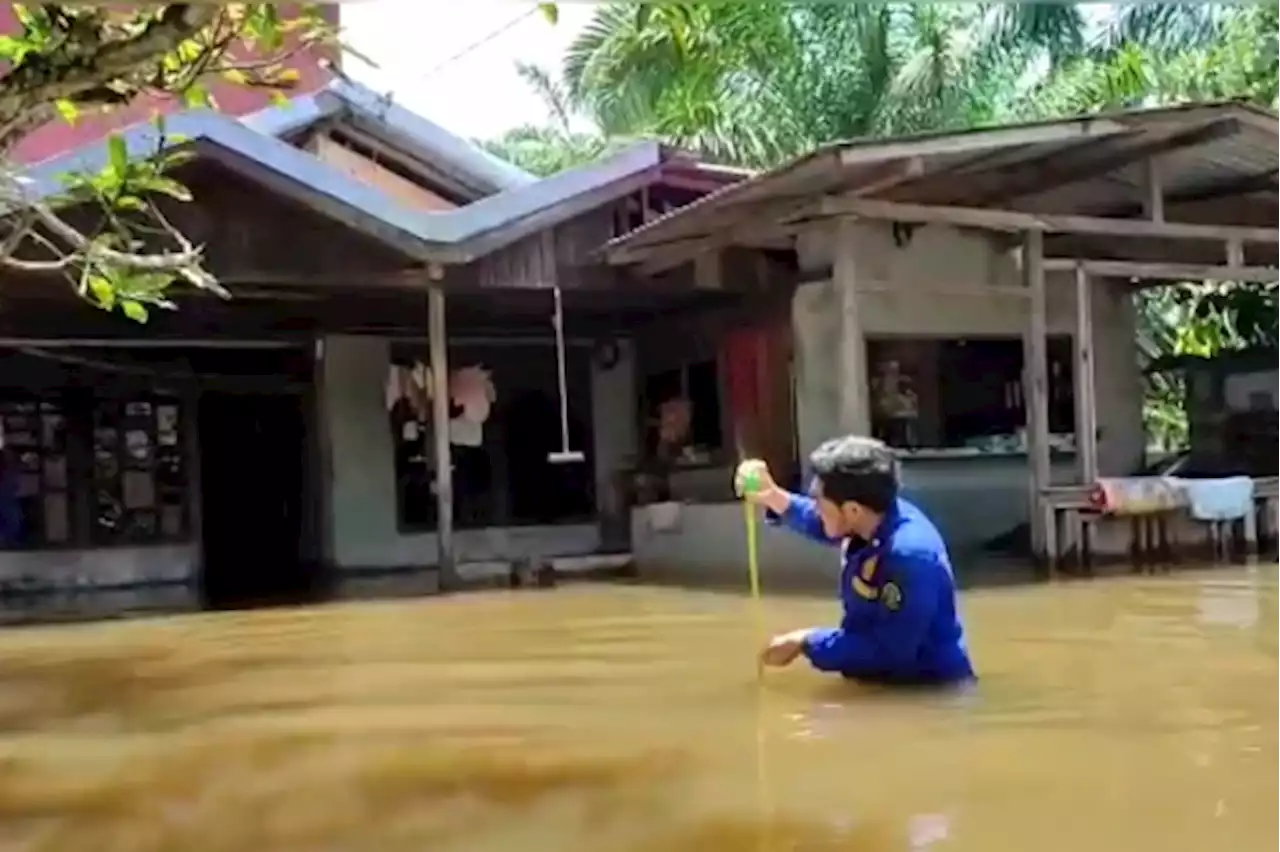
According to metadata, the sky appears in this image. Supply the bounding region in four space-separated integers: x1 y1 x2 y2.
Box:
340 1 595 142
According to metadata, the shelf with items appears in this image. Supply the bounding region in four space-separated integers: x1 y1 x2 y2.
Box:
91 397 187 546
0 397 71 547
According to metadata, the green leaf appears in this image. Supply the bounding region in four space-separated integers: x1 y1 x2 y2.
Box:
88 275 115 310
107 134 129 180
115 195 147 212
0 36 24 61
54 98 79 125
138 177 194 202
122 301 150 323
269 90 290 107
538 3 559 25
182 84 212 109
222 69 250 86
161 149 198 169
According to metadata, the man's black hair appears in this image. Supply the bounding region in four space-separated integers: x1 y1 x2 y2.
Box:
808 435 899 514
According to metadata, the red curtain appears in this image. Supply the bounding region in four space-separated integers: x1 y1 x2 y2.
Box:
721 324 793 480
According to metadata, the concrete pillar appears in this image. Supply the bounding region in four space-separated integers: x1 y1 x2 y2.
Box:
834 217 871 436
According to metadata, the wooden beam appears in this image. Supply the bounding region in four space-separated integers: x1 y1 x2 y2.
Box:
1143 157 1164 223
1226 238 1245 267
616 195 811 268
618 158 928 273
1073 263 1099 484
836 116 1127 167
1043 258 1276 283
427 283 457 590
820 197 1279 244
1022 230 1053 563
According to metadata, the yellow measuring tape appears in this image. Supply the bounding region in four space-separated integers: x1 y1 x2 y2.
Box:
742 474 773 850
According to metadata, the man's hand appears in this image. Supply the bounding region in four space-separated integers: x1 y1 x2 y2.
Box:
759 628 813 668
734 459 776 502
735 459 792 515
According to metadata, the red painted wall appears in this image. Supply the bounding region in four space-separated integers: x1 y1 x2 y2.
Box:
1 4 336 165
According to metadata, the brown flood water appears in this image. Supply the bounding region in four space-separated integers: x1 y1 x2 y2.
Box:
0 566 1275 852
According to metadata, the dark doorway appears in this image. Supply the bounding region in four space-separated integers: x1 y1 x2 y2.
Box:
198 392 315 608
502 389 593 525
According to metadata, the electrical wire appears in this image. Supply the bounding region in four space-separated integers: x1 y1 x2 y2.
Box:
416 8 539 80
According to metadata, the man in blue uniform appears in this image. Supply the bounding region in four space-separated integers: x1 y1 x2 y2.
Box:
735 436 974 685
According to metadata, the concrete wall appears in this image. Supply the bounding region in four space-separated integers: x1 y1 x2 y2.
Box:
633 422 1094 589
631 498 1233 589
787 221 1147 554
317 334 634 571
793 223 1145 459
0 545 195 594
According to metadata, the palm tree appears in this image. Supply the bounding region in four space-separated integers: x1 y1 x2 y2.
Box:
480 62 633 177
558 2 1250 166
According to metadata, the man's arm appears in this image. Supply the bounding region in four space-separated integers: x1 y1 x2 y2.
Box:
760 490 839 546
800 553 941 672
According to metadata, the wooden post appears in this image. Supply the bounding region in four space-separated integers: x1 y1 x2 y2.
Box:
1073 263 1099 484
1022 230 1053 565
1143 157 1164 222
834 218 870 435
427 285 457 590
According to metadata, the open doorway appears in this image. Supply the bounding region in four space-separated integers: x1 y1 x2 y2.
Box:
198 392 314 608
502 389 593 525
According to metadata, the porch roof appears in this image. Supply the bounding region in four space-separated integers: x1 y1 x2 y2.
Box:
14 80 744 268
605 101 1279 275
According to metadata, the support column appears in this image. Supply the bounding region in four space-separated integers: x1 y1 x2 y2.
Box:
427 285 457 589
1022 230 1052 561
1073 263 1099 485
834 218 870 436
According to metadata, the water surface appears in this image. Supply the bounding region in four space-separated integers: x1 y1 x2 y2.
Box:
0 567 1275 851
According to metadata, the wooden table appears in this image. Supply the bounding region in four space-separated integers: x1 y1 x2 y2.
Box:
1038 485 1097 576
1041 476 1280 573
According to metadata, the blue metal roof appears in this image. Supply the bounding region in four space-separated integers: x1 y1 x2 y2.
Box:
242 78 537 196
14 78 668 266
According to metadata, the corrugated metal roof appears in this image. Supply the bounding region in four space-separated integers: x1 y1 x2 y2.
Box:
242 78 538 196
12 84 681 266
607 101 1279 259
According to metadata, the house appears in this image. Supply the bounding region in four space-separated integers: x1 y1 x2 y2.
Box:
605 102 1278 580
0 79 751 599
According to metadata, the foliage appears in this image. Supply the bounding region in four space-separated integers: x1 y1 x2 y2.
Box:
479 61 636 177
555 2 1250 168
0 3 340 321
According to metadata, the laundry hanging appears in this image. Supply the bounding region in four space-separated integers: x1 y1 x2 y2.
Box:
448 365 496 448
386 361 497 447
384 361 432 423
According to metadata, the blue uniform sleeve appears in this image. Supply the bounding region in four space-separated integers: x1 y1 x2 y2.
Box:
763 494 838 546
801 552 941 673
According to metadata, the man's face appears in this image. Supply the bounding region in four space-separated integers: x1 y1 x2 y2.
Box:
810 478 863 540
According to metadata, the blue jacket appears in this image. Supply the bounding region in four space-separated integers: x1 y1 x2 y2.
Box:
766 496 975 685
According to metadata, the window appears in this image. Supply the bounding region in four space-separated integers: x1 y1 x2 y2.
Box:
91 397 188 545
0 398 71 547
640 359 724 461
867 336 1075 451
388 343 594 531
0 392 189 551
